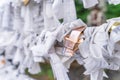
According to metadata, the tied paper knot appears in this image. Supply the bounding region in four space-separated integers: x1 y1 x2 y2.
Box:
64 26 85 56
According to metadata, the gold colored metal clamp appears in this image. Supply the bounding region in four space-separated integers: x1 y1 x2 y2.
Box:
23 0 30 6
109 22 120 32
0 59 6 65
64 26 85 56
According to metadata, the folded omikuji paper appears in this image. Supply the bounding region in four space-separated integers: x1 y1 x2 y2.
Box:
52 0 63 19
79 17 120 80
108 0 120 5
82 0 98 8
34 0 42 3
0 56 36 80
0 0 120 80
63 0 77 23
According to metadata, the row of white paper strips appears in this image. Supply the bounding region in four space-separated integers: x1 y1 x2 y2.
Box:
0 0 120 80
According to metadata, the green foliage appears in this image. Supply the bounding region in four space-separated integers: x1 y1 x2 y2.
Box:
75 0 120 22
75 0 90 22
106 4 120 19
26 63 54 80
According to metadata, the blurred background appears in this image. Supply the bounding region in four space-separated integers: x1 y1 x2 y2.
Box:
28 0 120 80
